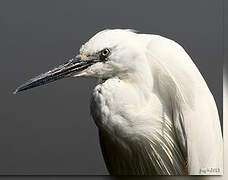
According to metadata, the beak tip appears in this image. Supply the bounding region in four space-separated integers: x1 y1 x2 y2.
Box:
13 86 23 95
13 89 19 95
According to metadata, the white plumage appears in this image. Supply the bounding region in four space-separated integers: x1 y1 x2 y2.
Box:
15 29 223 175
85 29 223 175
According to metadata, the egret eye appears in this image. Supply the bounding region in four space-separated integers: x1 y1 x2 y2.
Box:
100 48 110 61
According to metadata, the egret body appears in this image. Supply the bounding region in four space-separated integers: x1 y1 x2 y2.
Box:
14 29 223 175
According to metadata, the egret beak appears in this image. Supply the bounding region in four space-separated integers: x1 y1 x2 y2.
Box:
13 55 97 94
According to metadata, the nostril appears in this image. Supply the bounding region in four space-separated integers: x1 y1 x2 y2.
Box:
75 55 82 61
63 57 73 64
64 56 82 66
70 55 82 64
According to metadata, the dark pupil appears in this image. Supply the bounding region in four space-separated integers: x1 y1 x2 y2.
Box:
100 49 109 61
103 50 108 56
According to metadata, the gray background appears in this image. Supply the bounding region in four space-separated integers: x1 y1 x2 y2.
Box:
0 0 223 178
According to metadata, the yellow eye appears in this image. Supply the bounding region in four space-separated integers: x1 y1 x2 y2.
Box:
100 48 110 60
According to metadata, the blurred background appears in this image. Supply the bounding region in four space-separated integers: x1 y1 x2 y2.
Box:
0 0 224 179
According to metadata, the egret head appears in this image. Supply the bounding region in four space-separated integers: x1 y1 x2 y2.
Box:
14 29 146 94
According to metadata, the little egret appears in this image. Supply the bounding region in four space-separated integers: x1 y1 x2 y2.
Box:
14 29 223 175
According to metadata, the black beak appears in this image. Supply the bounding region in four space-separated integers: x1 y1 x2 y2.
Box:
13 55 97 94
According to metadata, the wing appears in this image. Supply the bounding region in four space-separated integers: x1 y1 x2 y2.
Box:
144 34 223 175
